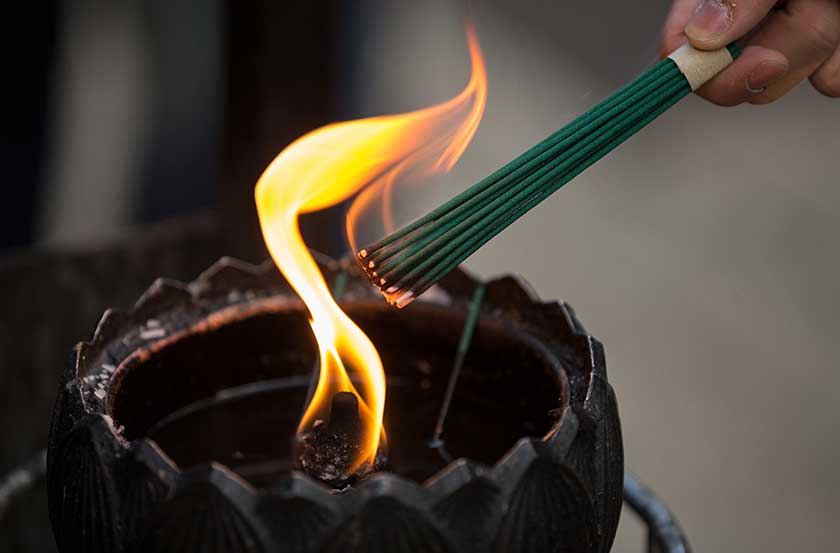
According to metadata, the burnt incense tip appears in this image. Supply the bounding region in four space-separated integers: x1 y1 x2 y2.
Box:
353 245 425 309
394 290 415 309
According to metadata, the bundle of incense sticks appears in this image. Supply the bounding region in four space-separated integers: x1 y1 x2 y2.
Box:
358 43 740 308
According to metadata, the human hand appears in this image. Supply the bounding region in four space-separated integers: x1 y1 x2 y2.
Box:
661 0 840 104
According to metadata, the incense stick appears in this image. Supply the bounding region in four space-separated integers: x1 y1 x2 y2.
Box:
429 283 486 463
358 43 740 307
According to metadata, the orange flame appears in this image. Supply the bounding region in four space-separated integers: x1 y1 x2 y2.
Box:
255 23 486 471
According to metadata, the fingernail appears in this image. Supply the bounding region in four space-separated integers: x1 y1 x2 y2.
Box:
685 0 732 43
746 60 788 94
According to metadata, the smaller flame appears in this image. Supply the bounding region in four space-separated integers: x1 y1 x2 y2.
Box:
255 23 487 472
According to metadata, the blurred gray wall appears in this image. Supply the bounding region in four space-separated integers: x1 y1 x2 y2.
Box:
343 1 840 552
39 0 223 248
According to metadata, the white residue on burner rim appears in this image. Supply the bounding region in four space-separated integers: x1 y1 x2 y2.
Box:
139 327 166 340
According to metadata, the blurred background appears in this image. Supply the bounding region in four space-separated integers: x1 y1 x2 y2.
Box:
1 1 838 552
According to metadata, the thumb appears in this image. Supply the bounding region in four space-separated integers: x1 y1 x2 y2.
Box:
685 0 777 49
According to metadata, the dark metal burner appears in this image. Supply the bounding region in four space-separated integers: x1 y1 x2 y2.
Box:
47 256 623 553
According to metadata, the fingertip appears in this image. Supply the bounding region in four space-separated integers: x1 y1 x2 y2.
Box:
684 0 733 51
744 47 790 104
686 34 729 52
693 45 789 106
746 59 789 99
810 47 840 98
809 72 840 98
747 46 789 68
661 0 711 57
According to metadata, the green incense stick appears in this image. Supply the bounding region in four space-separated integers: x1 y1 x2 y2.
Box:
358 43 741 307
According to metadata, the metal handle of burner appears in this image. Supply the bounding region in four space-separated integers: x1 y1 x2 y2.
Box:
624 472 692 553
0 450 46 521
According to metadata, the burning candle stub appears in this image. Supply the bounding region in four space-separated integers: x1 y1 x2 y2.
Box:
296 391 386 486
254 24 486 485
